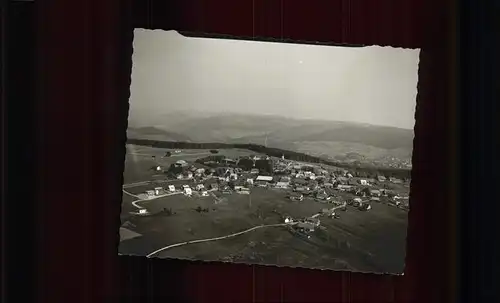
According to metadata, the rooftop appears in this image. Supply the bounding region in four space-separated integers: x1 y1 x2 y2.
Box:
255 175 273 182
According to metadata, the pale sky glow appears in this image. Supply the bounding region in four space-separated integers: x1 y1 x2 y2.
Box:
130 29 420 129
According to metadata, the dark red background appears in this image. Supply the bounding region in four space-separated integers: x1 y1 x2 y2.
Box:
35 0 456 302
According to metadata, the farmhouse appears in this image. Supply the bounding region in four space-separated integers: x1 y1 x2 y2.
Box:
168 185 176 192
184 188 192 196
177 171 193 180
359 179 368 185
154 187 163 195
255 175 273 182
195 184 205 191
296 221 316 232
275 182 290 189
289 192 304 201
352 197 363 207
174 160 188 168
306 217 321 226
223 158 238 166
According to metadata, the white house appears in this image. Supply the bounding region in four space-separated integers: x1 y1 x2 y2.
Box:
196 184 205 191
182 184 190 190
184 188 192 196
246 178 254 185
154 187 163 195
255 175 273 182
359 179 368 186
201 191 209 197
168 185 176 192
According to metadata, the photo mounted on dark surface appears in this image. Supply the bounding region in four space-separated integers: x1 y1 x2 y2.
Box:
119 29 420 275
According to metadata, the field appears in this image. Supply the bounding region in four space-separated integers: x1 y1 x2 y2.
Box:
293 140 412 160
120 186 407 273
123 145 262 184
120 144 409 273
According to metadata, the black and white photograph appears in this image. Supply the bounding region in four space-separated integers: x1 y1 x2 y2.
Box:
119 29 420 274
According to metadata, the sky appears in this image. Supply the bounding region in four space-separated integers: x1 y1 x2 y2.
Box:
130 29 420 129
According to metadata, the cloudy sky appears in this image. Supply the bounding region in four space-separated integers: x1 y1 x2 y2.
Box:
130 29 420 129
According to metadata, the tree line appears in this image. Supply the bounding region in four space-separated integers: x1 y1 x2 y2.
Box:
127 138 411 180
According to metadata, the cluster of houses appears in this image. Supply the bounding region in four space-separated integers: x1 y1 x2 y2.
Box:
145 155 409 210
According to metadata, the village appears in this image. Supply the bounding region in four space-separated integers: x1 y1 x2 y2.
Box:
123 149 411 240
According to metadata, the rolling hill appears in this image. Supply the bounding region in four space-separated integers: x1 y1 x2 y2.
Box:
126 126 192 142
127 112 414 161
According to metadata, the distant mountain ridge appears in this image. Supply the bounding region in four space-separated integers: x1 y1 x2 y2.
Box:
127 111 414 160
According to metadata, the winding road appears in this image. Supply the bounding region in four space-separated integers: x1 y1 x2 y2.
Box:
123 188 183 209
146 223 296 258
123 182 348 259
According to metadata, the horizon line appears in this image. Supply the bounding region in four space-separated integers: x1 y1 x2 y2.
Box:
129 110 415 131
